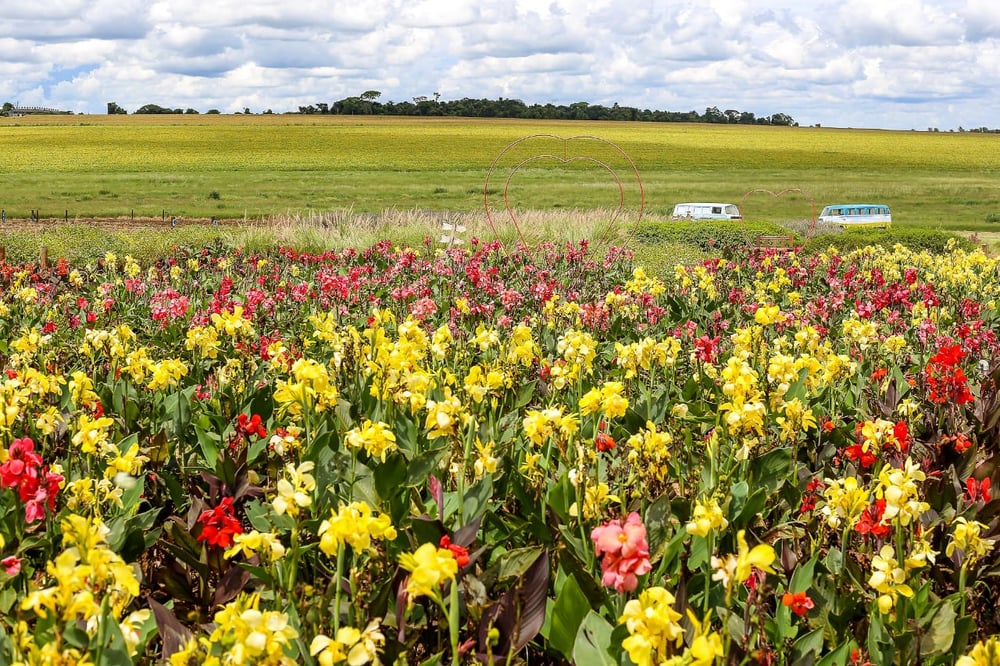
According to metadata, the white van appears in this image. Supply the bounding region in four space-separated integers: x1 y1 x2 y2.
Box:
818 204 891 228
671 202 742 221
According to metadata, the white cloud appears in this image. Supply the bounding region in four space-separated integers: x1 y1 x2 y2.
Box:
0 0 997 129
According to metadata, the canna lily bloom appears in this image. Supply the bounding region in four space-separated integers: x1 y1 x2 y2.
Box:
591 512 652 593
946 517 995 564
344 420 397 462
398 542 459 606
196 496 243 549
272 461 316 518
782 591 815 616
685 497 728 538
734 530 776 583
619 587 685 665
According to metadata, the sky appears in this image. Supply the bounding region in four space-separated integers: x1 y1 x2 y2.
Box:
2 0 999 130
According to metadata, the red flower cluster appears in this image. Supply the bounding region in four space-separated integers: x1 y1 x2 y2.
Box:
781 591 815 616
925 344 974 405
439 535 470 568
854 499 890 538
0 437 63 524
196 496 243 548
799 477 826 514
966 477 992 504
590 512 652 593
595 421 615 452
236 413 267 439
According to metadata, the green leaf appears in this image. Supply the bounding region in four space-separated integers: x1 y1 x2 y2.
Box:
547 574 591 657
496 546 546 582
462 475 493 523
572 611 616 666
918 601 955 657
816 640 854 666
194 424 221 466
373 452 407 501
750 447 793 492
405 446 448 487
790 554 817 593
792 627 825 661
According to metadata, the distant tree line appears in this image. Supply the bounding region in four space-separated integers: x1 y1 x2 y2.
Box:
296 92 799 126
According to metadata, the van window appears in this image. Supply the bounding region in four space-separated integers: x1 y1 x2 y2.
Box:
712 206 722 214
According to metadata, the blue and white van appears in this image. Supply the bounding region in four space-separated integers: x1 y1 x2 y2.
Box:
818 204 891 228
670 202 742 221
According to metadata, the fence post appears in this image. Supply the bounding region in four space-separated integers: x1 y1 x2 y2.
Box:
0 246 5 264
40 246 48 269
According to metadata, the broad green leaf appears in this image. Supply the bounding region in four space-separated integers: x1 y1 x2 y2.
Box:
572 611 616 666
547 573 591 657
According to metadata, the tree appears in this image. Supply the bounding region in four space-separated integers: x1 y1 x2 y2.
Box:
107 102 127 115
134 103 173 114
2 102 14 116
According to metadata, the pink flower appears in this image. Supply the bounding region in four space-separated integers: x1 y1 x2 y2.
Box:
1 556 20 576
591 512 652 592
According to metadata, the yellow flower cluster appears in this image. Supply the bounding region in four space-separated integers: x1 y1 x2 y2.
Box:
868 544 914 615
626 421 674 486
344 420 397 462
172 593 299 666
317 502 397 556
875 458 929 526
685 497 729 538
614 336 681 379
578 381 629 419
821 476 869 529
947 517 995 564
619 587 685 666
273 357 339 420
21 514 140 631
225 531 287 562
522 407 579 447
272 461 316 518
310 620 385 666
398 542 459 605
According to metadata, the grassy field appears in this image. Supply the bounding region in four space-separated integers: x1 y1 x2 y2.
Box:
1 114 999 231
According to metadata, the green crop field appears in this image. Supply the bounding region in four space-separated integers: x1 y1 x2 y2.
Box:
1 113 999 231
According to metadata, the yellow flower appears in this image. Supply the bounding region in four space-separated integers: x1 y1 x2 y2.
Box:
344 420 397 462
947 517 995 564
957 636 1000 666
317 502 397 556
685 497 728 538
875 458 928 526
619 587 684 666
868 544 914 615
71 413 116 456
424 389 469 439
146 358 188 391
224 531 287 562
398 543 458 605
473 439 499 479
734 529 776 583
754 304 781 326
821 476 870 529
272 461 316 518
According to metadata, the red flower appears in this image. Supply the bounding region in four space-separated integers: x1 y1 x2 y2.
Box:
439 535 470 568
196 497 243 548
871 367 887 382
237 413 267 439
693 335 721 363
844 443 878 469
1 556 21 576
855 499 890 538
591 513 652 593
595 432 616 452
782 591 815 616
966 477 992 503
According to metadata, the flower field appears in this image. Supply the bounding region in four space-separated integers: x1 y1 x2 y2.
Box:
0 237 998 665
